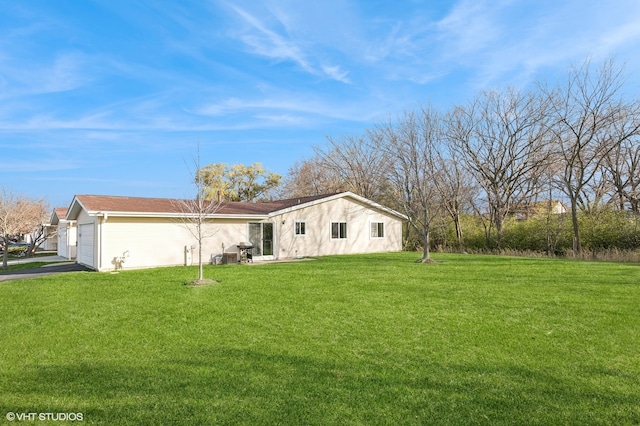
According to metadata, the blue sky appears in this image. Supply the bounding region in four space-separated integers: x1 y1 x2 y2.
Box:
2 0 640 208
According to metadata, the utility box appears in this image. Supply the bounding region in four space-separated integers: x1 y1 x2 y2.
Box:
222 252 238 264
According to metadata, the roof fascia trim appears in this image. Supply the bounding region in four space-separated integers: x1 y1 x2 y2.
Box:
76 211 270 220
268 191 408 220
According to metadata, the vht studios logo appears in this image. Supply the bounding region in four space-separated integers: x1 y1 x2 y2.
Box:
6 412 84 421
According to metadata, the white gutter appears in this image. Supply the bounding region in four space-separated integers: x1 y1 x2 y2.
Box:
85 211 269 220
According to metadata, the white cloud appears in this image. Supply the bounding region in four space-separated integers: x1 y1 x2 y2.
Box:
435 0 504 57
228 5 313 70
0 157 81 173
596 21 640 57
0 51 92 99
40 52 93 93
223 3 352 83
192 94 367 123
321 65 350 84
253 113 308 126
408 0 640 91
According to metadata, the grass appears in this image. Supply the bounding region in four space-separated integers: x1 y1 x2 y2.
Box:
0 253 638 425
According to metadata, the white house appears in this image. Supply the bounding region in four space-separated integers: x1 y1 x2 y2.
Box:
27 207 70 253
51 207 77 259
65 192 406 271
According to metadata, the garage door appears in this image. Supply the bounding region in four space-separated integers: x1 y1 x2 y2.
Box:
77 224 94 268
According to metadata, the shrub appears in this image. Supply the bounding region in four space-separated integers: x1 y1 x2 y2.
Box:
580 209 640 250
9 246 28 257
427 208 640 257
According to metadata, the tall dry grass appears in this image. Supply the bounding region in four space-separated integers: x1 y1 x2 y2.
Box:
433 246 640 263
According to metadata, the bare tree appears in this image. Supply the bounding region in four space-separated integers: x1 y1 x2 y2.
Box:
542 58 640 253
578 165 615 213
603 120 640 213
314 133 391 202
27 224 53 257
431 138 476 246
174 146 225 283
446 88 552 248
375 106 442 263
278 157 346 198
0 188 49 269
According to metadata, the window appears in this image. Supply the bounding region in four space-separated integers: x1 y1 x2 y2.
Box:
331 222 347 239
295 221 306 236
371 222 385 238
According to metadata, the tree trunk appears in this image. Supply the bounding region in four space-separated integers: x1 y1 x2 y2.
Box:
26 241 37 258
454 214 463 246
570 197 581 254
479 214 493 250
403 223 410 250
198 245 203 281
493 202 506 250
2 238 8 269
494 217 503 249
419 230 433 263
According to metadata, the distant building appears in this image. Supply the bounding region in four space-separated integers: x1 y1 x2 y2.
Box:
510 200 568 221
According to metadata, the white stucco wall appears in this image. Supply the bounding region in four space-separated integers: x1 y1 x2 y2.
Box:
273 196 403 258
96 217 253 271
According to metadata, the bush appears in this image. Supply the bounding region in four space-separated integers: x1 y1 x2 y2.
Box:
6 245 28 257
427 208 640 257
580 209 640 250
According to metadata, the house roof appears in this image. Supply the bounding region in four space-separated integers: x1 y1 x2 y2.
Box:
69 193 335 216
50 207 69 225
65 192 409 220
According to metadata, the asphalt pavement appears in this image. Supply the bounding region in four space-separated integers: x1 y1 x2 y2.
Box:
0 256 91 282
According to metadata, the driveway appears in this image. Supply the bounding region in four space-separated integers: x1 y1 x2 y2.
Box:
0 259 91 282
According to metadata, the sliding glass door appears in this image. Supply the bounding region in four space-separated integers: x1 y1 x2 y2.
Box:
248 222 273 257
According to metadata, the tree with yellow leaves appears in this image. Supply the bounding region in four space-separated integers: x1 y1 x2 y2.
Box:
196 162 281 202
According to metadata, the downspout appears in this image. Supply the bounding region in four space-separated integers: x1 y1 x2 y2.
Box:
275 219 280 260
67 222 71 259
98 213 108 271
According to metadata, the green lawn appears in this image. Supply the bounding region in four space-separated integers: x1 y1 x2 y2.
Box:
0 253 638 425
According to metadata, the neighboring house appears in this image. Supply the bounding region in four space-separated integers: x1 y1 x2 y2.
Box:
511 200 568 221
40 220 58 252
51 207 77 259
65 192 406 271
24 215 57 252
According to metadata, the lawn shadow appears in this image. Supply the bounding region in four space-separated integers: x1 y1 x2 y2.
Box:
2 347 638 425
